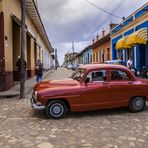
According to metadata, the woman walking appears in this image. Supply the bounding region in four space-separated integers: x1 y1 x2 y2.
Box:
36 63 44 82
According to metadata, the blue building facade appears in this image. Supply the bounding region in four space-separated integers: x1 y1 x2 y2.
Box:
82 46 92 64
111 3 148 75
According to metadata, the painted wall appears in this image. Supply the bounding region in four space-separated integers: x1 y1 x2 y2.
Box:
92 41 110 63
43 49 53 70
0 0 2 11
82 47 92 64
97 41 110 63
0 0 53 90
92 47 98 63
111 4 148 36
3 0 52 72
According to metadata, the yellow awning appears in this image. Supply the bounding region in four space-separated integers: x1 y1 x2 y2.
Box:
115 36 130 50
126 28 148 46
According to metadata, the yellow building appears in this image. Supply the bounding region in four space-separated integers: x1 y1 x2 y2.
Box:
92 32 111 63
0 0 53 91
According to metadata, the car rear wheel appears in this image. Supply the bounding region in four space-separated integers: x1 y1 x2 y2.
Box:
129 97 146 112
46 100 67 119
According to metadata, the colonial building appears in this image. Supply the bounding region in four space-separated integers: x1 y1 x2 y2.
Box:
81 46 92 64
0 0 53 91
74 53 83 65
64 52 78 67
111 3 148 74
91 30 111 63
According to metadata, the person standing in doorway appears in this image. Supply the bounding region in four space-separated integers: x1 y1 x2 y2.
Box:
36 63 44 82
16 55 27 80
127 57 133 69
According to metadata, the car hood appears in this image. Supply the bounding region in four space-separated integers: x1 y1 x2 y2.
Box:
34 78 79 91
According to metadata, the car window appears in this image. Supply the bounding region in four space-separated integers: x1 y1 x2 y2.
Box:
72 68 86 81
110 70 130 81
87 70 107 82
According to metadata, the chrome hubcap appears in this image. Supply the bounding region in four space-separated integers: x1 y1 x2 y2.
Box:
50 103 64 117
133 97 143 109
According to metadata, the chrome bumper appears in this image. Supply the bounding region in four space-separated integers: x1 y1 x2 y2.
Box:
30 96 45 110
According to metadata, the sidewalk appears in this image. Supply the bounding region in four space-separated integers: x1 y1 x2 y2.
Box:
0 69 54 98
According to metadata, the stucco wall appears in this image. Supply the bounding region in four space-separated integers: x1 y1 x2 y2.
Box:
97 42 110 63
3 0 51 72
82 48 92 64
92 41 110 63
0 0 2 11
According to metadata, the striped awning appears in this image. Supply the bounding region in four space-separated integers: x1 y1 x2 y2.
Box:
126 28 148 46
115 36 130 50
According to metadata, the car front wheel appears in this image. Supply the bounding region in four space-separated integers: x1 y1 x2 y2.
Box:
129 97 146 112
46 100 67 119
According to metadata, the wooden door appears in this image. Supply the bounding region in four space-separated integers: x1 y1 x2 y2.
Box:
0 12 5 91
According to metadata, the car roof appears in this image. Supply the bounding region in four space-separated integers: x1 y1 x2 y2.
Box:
79 64 127 70
105 60 122 62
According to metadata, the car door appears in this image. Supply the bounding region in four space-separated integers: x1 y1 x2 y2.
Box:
107 69 139 107
82 69 111 111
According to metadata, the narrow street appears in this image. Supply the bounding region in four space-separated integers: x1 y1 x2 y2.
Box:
0 68 148 148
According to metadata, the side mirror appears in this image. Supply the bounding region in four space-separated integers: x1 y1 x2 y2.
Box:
85 77 90 83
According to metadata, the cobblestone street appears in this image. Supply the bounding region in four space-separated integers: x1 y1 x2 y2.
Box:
0 68 148 148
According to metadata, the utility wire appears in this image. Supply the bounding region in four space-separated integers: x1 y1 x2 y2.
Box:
86 0 114 39
87 0 128 40
96 0 128 31
92 0 113 23
62 0 92 35
85 0 122 19
110 0 128 18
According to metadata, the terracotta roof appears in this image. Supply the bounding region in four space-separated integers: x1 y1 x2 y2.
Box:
91 34 110 49
79 45 91 54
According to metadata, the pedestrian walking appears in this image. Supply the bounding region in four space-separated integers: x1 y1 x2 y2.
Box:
16 55 27 79
36 59 41 67
36 63 44 82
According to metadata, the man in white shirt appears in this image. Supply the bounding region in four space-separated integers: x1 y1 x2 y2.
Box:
127 57 133 69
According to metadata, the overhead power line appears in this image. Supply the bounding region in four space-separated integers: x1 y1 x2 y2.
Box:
87 0 128 40
92 0 113 23
85 0 122 19
86 0 114 39
62 0 92 35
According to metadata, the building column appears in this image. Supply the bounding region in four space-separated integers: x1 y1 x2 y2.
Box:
123 49 126 65
134 46 137 68
12 21 21 81
146 43 148 77
136 44 140 75
30 37 35 77
132 47 135 68
112 44 117 60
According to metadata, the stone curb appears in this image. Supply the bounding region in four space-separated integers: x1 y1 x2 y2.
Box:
0 69 54 98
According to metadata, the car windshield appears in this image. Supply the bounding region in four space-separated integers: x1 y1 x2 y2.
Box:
71 68 86 81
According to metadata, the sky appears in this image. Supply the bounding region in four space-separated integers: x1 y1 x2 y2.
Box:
37 0 147 65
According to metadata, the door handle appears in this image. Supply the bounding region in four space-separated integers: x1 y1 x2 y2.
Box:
103 82 108 85
128 81 133 84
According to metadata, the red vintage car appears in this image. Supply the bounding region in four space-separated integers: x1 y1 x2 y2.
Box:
31 64 148 119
